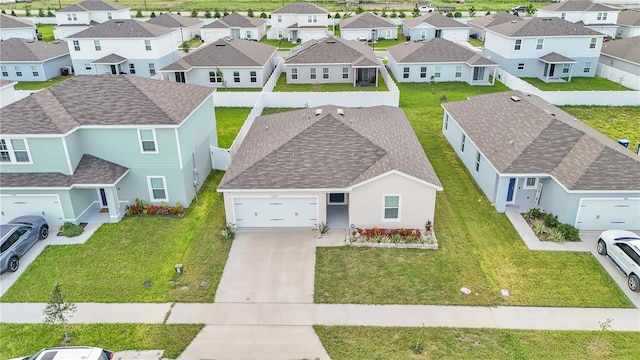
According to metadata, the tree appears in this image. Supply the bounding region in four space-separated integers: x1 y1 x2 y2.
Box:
430 75 436 94
399 11 406 18
485 11 491 16
594 318 613 348
181 41 190 53
10 10 16 17
25 4 31 17
150 11 156 18
356 6 364 14
191 9 198 18
214 10 221 18
247 9 254 17
512 10 520 17
260 12 267 19
223 10 229 17
469 6 476 18
135 9 143 18
412 6 420 17
204 10 211 18
334 12 341 19
39 8 45 17
43 284 77 343
47 8 54 17
1 10 5 14
453 11 462 18
526 4 536 17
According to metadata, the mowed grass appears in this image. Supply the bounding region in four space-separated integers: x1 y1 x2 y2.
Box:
273 73 389 92
314 81 632 308
0 324 202 359
561 106 640 149
522 76 631 91
315 326 640 360
216 107 252 148
1 171 231 303
35 23 55 42
14 75 74 90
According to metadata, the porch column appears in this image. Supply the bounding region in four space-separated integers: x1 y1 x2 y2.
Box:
353 67 356 87
491 67 496 85
568 64 573 82
104 186 122 223
376 67 379 87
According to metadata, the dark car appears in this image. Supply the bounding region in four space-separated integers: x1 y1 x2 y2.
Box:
0 215 49 273
512 5 528 12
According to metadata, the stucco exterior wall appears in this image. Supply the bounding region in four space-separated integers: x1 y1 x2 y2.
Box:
165 62 274 88
388 56 493 84
285 64 354 84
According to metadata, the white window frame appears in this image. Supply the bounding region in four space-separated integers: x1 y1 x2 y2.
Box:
342 67 348 79
0 138 32 164
310 68 316 80
291 68 298 79
31 65 38 77
562 64 570 74
84 63 92 71
94 40 101 51
73 40 80 51
147 176 168 202
322 67 329 79
129 63 136 74
386 29 392 38
403 67 409 79
536 38 543 50
434 66 441 78
597 12 607 21
584 61 592 73
233 71 240 82
461 134 466 153
455 65 462 78
420 30 427 40
145 40 152 51
420 66 427 78
149 63 156 75
514 39 521 50
561 12 566 20
14 66 22 77
0 66 7 77
246 31 252 39
209 71 222 83
523 177 538 190
277 15 282 23
250 71 257 83
382 194 401 221
589 37 597 49
308 15 317 23
107 12 112 20
444 114 449 131
138 129 158 153
328 193 347 205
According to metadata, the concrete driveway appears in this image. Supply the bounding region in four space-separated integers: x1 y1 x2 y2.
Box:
215 230 316 303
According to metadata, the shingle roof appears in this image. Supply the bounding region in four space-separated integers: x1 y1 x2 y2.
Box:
68 19 174 38
539 0 615 12
92 53 126 64
202 13 266 28
617 10 640 27
218 105 442 190
402 13 469 29
0 155 128 188
442 91 640 191
285 37 378 67
0 75 214 135
388 38 496 65
0 79 16 88
339 12 396 29
487 17 603 37
0 13 35 29
0 39 69 62
600 37 640 64
271 2 329 14
146 13 202 29
161 37 276 70
58 0 127 12
539 52 575 63
467 11 520 29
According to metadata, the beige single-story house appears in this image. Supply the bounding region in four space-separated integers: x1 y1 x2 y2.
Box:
217 105 442 229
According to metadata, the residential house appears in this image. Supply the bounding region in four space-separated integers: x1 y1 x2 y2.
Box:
339 12 398 41
0 39 72 81
401 13 470 42
267 2 329 43
0 75 216 225
0 13 36 41
218 105 442 229
468 11 520 41
482 17 605 82
200 13 267 42
617 10 640 38
441 91 640 231
54 0 131 39
537 0 619 38
146 13 203 43
159 37 277 88
387 38 498 85
599 36 640 76
284 37 380 86
66 19 180 77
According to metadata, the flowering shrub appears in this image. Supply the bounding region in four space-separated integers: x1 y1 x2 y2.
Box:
126 198 185 217
350 227 430 245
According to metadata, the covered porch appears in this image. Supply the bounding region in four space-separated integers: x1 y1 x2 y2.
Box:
538 52 576 83
354 66 379 87
92 53 128 75
468 65 498 85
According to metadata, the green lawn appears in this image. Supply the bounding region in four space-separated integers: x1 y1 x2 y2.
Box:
0 324 202 359
216 107 252 148
467 37 484 47
561 106 640 149
522 76 631 91
36 23 55 42
315 326 640 360
273 73 389 92
260 38 298 50
1 171 231 303
14 75 74 90
314 81 633 308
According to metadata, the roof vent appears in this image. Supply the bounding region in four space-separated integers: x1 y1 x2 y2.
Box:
115 20 124 24
26 39 34 43
510 95 521 102
510 20 517 23
509 140 514 145
326 39 336 43
216 43 225 46
544 109 556 117
315 109 322 116
53 40 60 44
337 108 345 116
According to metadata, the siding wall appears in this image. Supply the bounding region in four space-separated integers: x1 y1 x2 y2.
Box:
0 137 68 173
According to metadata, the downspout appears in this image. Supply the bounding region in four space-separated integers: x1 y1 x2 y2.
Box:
192 151 199 203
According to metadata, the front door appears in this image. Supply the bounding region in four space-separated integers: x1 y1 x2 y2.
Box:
99 188 108 207
435 29 442 38
506 178 516 203
231 28 240 38
110 65 117 74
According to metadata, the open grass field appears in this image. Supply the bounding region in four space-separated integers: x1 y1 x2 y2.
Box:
314 81 633 308
0 324 203 359
523 76 632 91
1 171 230 303
273 73 389 92
216 107 252 148
315 326 640 359
561 106 640 150
14 74 74 90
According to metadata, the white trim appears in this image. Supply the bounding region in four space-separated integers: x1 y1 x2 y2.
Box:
327 192 347 205
147 176 168 202
137 128 158 154
75 200 99 221
0 137 33 165
523 177 539 190
62 138 73 174
382 194 401 222
174 128 183 170
349 170 444 191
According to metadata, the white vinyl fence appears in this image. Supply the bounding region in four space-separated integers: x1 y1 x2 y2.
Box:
597 63 640 91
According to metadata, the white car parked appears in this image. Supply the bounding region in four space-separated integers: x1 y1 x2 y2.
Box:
597 230 640 292
419 4 436 13
10 346 114 360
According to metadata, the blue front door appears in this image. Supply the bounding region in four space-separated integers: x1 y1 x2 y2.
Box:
506 178 516 202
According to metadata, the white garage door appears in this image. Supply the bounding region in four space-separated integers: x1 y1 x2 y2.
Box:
233 197 317 228
575 198 640 230
0 194 64 225
443 30 468 43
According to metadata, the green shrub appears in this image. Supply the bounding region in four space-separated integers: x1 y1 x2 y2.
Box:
548 228 565 243
454 11 462 18
543 213 559 228
525 208 541 219
221 223 236 240
557 223 580 242
533 220 546 235
60 222 84 237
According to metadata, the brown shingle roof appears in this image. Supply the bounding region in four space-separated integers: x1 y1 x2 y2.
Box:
219 105 441 190
487 17 603 37
442 91 640 191
539 0 615 12
92 53 126 64
58 0 127 12
202 13 266 28
467 11 520 29
0 39 69 62
0 75 214 135
339 12 397 29
285 37 378 67
146 13 202 28
161 37 276 70
402 13 469 29
539 52 575 63
600 37 640 64
68 19 174 38
271 2 329 14
617 10 640 27
0 13 35 29
388 38 496 65
0 79 16 87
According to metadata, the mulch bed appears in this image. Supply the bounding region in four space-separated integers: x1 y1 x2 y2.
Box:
57 222 87 236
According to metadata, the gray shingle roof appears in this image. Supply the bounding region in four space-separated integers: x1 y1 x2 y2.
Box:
0 13 35 29
285 37 379 67
161 37 276 70
202 13 266 28
601 37 640 64
467 11 520 29
539 0 615 12
402 13 469 29
618 10 640 27
487 17 603 37
68 19 174 38
92 53 126 64
219 105 442 190
539 52 575 63
388 38 496 66
271 2 329 14
146 13 202 29
58 0 127 12
0 154 128 188
339 12 397 29
0 75 214 135
0 79 16 87
0 39 69 62
442 91 640 191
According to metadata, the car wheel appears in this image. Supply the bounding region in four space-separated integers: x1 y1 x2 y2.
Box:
597 239 607 255
8 256 19 272
629 274 640 292
39 225 49 240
